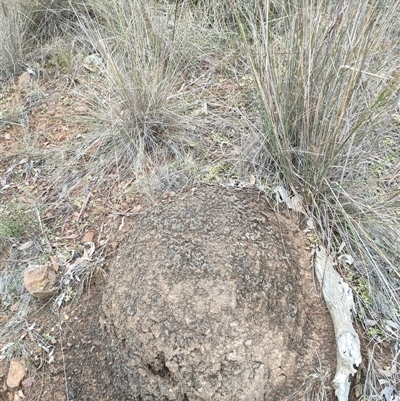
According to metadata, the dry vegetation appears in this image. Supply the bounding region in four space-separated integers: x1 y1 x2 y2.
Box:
1 0 399 399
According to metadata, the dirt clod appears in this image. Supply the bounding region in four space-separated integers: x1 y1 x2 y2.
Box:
102 185 337 401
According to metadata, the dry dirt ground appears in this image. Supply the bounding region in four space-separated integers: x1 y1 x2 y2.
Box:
2 185 338 401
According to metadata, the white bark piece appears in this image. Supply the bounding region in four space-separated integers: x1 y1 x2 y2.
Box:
314 246 362 401
274 186 304 213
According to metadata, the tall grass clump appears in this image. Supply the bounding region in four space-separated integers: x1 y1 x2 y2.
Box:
0 0 87 78
18 0 88 40
0 0 25 78
74 0 199 176
237 0 400 338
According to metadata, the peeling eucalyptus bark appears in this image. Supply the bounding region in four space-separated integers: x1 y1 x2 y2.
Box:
314 246 362 401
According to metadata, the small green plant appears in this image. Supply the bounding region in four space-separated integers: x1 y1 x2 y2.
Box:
200 163 231 183
366 327 384 338
63 285 75 303
42 332 52 341
0 272 24 311
305 233 319 251
46 38 82 75
354 278 372 304
60 96 73 106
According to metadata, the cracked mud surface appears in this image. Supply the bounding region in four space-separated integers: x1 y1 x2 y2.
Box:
102 184 337 400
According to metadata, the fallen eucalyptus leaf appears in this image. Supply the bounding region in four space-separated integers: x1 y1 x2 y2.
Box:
18 241 33 251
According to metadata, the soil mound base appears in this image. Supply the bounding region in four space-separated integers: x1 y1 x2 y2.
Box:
102 185 336 400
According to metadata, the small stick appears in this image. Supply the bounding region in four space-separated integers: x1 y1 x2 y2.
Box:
77 191 91 223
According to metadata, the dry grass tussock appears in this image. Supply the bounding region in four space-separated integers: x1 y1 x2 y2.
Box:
0 0 89 77
0 0 25 77
236 1 400 397
0 0 399 399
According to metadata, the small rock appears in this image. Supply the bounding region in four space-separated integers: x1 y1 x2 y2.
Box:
10 301 21 312
23 264 58 299
21 377 34 388
161 191 175 200
110 241 119 250
6 360 26 389
16 72 31 91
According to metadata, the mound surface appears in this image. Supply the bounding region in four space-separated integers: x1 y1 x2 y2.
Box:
102 185 336 400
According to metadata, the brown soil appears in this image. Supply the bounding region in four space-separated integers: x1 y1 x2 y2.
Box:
102 184 337 401
22 281 115 401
